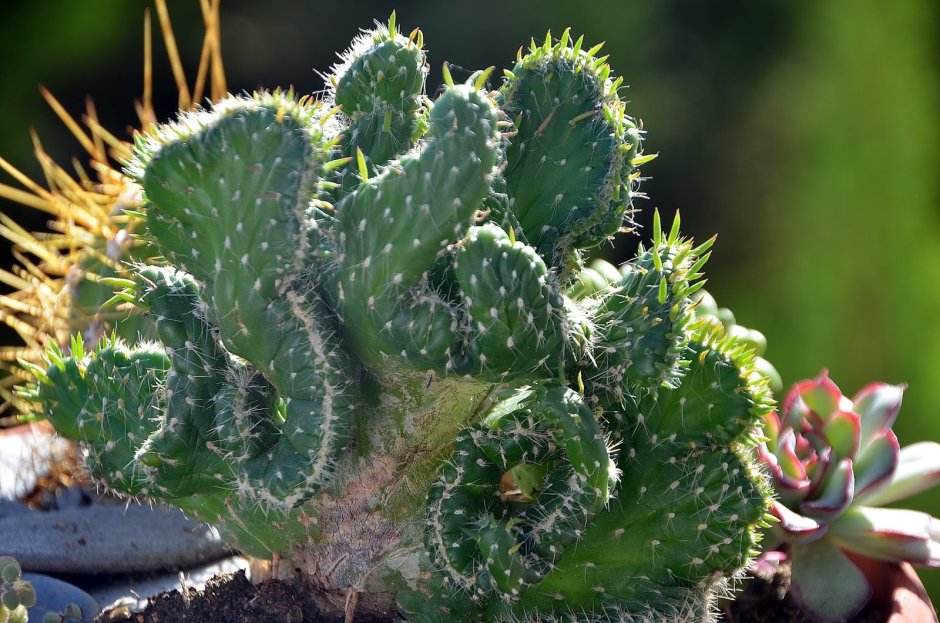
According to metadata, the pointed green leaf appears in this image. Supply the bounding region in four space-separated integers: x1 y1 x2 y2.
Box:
789 538 870 623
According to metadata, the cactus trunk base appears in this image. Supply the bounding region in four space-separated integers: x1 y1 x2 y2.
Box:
285 375 496 620
288 459 416 620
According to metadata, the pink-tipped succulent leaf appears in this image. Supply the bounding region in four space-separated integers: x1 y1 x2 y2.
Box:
758 372 940 622
770 501 828 543
831 507 940 567
858 441 940 506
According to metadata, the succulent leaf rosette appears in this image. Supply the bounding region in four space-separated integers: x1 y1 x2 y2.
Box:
758 371 940 622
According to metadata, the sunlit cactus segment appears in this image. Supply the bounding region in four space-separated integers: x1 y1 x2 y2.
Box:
622 329 773 447
505 326 772 620
511 442 767 617
499 30 643 267
333 16 425 117
30 337 167 497
453 224 585 377
331 14 428 184
583 213 710 405
426 385 615 603
336 82 499 370
131 265 234 497
132 93 356 505
131 91 325 289
26 272 332 556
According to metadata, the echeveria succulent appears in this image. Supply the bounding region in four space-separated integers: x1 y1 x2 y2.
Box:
758 371 940 622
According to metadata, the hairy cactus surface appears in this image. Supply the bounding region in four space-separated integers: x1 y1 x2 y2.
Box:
26 17 775 622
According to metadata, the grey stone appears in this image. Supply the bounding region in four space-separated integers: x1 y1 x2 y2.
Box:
22 573 98 623
0 498 31 518
0 503 232 573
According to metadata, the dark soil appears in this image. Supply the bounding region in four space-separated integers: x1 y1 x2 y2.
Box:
96 563 904 623
93 570 399 623
94 571 304 623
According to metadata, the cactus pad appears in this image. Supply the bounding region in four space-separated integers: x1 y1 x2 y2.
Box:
25 18 775 622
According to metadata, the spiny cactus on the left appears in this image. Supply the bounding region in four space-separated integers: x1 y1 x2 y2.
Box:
0 4 228 419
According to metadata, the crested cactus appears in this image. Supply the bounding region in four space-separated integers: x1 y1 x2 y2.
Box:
24 18 776 622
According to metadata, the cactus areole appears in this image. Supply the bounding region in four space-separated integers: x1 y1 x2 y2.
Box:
27 18 776 623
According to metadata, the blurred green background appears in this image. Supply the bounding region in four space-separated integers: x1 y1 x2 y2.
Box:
1 0 938 601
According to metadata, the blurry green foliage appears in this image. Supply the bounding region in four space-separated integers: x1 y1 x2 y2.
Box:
0 1 140 170
717 0 940 598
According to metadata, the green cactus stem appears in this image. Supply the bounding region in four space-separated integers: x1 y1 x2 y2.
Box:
425 385 615 602
329 13 428 192
452 224 590 377
496 31 642 272
335 77 500 373
581 211 711 406
458 324 769 622
130 93 357 507
26 17 775 622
